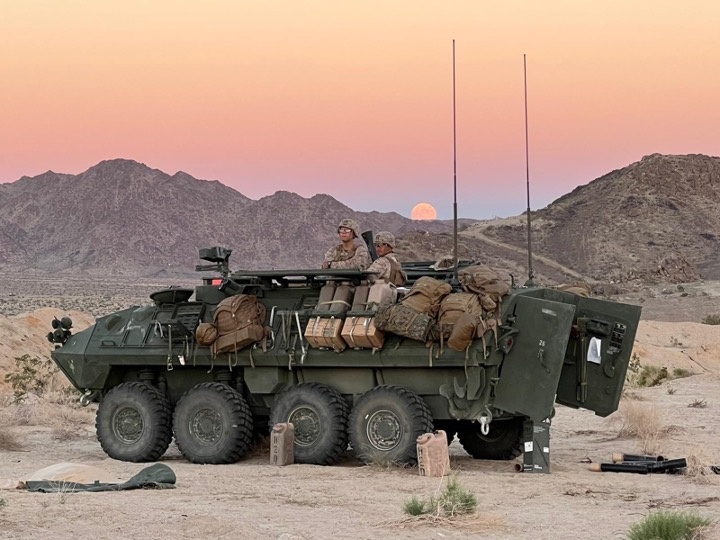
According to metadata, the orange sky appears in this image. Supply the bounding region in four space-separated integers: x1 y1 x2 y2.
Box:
1 1 718 219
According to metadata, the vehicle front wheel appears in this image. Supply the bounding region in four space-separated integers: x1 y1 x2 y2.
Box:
96 382 173 462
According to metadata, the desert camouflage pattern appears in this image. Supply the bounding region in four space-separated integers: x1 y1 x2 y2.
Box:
337 218 360 238
323 243 371 270
367 253 406 285
373 231 395 248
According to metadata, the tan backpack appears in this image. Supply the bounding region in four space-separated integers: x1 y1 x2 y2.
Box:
211 294 267 356
435 292 483 340
401 276 453 317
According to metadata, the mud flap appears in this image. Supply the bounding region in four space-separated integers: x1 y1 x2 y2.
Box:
493 296 576 423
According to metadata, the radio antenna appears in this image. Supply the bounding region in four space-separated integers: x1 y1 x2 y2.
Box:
452 39 459 283
523 53 535 287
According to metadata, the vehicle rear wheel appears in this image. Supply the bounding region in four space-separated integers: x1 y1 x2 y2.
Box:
173 382 254 464
433 420 458 446
457 417 524 460
96 382 172 462
349 385 433 465
269 383 349 465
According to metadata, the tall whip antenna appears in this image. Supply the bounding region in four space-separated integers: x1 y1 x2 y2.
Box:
452 39 459 283
523 53 535 286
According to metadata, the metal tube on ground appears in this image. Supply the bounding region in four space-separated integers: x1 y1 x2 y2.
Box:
611 453 664 463
590 463 649 474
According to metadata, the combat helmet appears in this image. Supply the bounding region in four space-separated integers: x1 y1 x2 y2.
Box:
373 231 395 249
337 218 360 239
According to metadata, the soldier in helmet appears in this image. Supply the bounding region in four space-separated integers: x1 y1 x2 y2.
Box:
366 231 407 286
321 218 371 270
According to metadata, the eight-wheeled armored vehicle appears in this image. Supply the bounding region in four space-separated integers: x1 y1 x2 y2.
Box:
48 246 641 468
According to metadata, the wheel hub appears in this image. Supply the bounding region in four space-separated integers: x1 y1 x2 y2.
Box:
366 409 402 451
288 406 320 446
112 406 144 444
189 408 223 445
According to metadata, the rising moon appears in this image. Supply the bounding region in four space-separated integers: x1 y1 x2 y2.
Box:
411 202 438 220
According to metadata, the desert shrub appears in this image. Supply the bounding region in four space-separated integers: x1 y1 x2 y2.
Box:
402 477 477 518
688 399 707 409
701 314 720 325
673 367 691 378
0 497 6 510
614 402 664 454
636 366 668 387
4 354 58 403
626 510 711 540
0 428 23 451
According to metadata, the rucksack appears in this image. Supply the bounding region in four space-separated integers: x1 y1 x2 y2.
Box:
211 294 267 356
400 276 452 317
435 292 483 340
458 265 510 317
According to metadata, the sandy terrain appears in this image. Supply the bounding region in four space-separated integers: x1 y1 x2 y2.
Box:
1 280 719 539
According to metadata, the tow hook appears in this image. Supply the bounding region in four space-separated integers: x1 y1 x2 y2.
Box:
79 389 98 407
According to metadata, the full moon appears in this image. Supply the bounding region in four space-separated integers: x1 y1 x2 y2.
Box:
411 202 438 220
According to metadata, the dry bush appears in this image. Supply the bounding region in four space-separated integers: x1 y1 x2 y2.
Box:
684 450 720 485
0 427 23 451
612 401 665 454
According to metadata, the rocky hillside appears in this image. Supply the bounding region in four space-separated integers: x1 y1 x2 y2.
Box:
1 154 719 284
0 159 455 277
466 154 720 283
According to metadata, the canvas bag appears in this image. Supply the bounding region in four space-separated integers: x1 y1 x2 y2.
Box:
374 303 433 342
435 292 483 340
400 276 452 317
211 294 267 355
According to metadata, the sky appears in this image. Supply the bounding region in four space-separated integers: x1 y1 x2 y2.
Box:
1 1 719 220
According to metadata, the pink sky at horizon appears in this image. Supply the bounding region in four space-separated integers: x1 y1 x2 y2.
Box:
2 1 718 220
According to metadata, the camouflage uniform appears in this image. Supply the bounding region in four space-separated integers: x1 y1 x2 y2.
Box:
366 231 406 285
367 253 405 285
323 244 371 270
322 218 371 270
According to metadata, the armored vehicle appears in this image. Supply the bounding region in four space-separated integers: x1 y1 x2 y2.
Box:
48 246 641 467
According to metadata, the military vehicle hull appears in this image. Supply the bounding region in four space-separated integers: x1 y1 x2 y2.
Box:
50 262 641 467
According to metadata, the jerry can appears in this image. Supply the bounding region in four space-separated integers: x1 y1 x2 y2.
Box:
416 430 450 477
270 422 295 466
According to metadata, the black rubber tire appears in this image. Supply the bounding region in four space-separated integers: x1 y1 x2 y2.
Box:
269 383 349 465
433 420 458 446
457 417 524 460
173 382 254 464
96 382 172 463
349 385 433 465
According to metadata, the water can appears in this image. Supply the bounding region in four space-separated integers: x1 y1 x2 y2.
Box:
416 430 450 477
270 422 295 466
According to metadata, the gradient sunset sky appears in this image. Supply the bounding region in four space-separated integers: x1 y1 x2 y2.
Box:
2 1 718 219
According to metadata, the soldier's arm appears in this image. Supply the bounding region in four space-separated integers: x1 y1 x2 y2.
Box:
366 257 390 281
322 246 337 268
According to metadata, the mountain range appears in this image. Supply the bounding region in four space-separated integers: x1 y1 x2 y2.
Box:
0 153 718 285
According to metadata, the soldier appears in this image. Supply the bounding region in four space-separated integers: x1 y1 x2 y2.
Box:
321 218 371 270
366 231 406 286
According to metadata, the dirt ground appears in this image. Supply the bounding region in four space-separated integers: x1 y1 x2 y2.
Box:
1 278 720 539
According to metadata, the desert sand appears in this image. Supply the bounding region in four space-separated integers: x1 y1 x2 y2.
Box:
1 282 719 540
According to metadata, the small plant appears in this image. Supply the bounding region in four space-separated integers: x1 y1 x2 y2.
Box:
403 496 426 516
0 497 6 510
666 386 677 395
4 354 59 403
0 429 23 451
672 367 692 378
402 477 477 519
636 366 669 387
688 399 707 409
669 336 682 347
626 510 711 540
701 314 720 325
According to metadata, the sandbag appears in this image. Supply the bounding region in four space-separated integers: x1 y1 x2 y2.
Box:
375 303 433 342
557 281 592 297
400 276 452 317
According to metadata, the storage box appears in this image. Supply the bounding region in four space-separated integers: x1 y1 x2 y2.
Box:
341 316 385 349
304 317 347 351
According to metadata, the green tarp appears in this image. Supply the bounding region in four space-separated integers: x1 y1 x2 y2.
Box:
25 463 176 493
